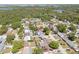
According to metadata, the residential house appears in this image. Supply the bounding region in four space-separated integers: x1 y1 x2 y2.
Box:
0 35 7 52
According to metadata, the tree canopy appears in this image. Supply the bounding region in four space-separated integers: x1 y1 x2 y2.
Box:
33 47 43 54
49 41 59 49
68 32 76 41
68 23 76 32
43 27 50 35
6 35 15 44
11 22 22 29
57 24 67 33
0 25 8 35
12 40 24 53
29 24 37 32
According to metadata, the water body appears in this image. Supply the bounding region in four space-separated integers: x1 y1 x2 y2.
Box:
54 9 64 13
0 8 14 10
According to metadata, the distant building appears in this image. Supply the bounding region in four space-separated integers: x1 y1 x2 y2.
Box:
54 10 64 13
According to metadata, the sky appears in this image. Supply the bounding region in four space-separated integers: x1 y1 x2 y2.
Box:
0 0 79 4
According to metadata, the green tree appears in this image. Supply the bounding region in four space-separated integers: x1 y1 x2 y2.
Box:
69 23 76 32
29 24 37 32
11 22 22 29
12 40 24 53
43 27 50 35
41 15 51 21
33 48 43 54
49 41 59 49
57 24 67 33
18 26 24 39
0 25 7 35
68 32 76 41
6 35 15 44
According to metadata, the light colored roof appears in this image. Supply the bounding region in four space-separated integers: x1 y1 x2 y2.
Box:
0 35 7 51
24 36 31 41
37 31 44 37
0 35 7 42
24 29 30 33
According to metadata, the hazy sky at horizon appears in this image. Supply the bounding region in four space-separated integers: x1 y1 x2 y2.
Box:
0 0 79 4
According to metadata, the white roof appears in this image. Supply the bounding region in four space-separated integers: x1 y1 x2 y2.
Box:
24 29 30 33
0 35 7 51
37 31 44 37
24 36 31 41
0 35 7 41
8 27 13 32
40 40 45 46
14 33 19 41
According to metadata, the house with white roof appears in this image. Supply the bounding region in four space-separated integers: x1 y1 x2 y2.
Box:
0 35 7 52
36 30 44 39
24 36 31 41
24 28 32 41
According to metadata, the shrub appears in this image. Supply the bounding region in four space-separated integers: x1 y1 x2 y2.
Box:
57 24 67 33
0 25 7 35
43 27 50 35
49 41 59 49
29 24 37 31
11 22 22 29
33 48 43 54
6 35 15 44
12 40 24 53
68 32 76 41
69 24 76 32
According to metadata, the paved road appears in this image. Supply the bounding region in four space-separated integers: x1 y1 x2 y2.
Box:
22 46 32 54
